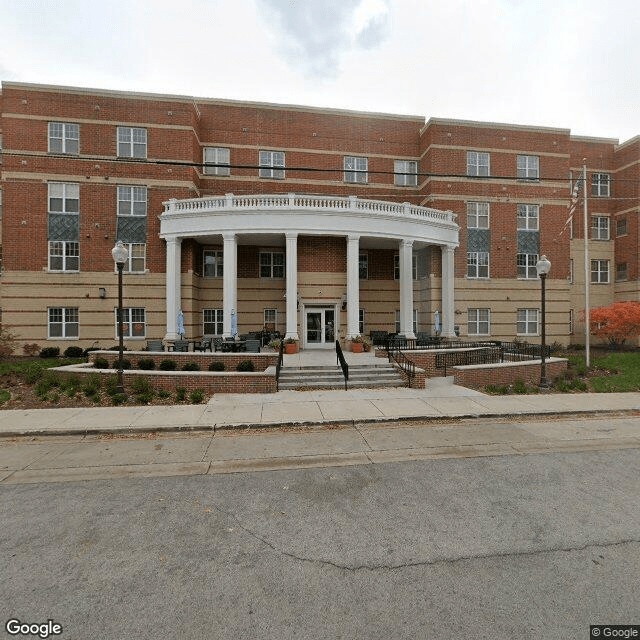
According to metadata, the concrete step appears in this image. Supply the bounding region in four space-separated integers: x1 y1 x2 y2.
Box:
278 364 405 390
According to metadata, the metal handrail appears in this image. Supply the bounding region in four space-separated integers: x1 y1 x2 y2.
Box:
386 343 416 388
275 339 285 391
335 340 349 390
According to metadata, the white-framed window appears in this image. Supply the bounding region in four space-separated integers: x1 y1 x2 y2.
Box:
592 173 610 197
616 218 628 237
517 204 539 230
359 309 365 335
569 259 574 284
204 309 223 335
203 147 230 176
259 251 285 278
467 151 490 177
48 241 79 272
517 308 538 335
468 308 490 335
48 307 79 339
203 250 223 277
591 216 610 240
616 263 628 282
591 260 609 284
569 309 574 334
395 310 400 334
517 155 539 180
48 182 79 213
394 160 417 186
259 150 285 179
467 252 489 278
344 156 368 183
359 253 368 280
115 307 146 338
467 202 490 229
119 243 146 273
117 126 147 158
393 254 418 280
48 122 79 155
517 253 539 279
264 309 277 329
394 309 417 333
117 186 147 216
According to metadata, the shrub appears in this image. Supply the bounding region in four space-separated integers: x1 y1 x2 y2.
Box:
39 347 60 359
189 389 205 404
512 378 528 394
485 384 509 395
111 393 127 406
182 362 201 371
0 389 10 404
0 328 17 358
175 387 187 402
159 359 177 371
137 358 156 370
23 343 40 357
554 378 571 393
63 346 84 359
112 358 132 370
157 389 171 399
94 357 109 369
83 373 101 397
208 361 226 371
236 360 255 372
23 364 44 384
131 378 152 395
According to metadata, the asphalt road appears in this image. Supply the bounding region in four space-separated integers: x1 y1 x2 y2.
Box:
1 442 639 639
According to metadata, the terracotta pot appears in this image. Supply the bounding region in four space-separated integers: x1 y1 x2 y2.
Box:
285 343 299 354
351 342 363 353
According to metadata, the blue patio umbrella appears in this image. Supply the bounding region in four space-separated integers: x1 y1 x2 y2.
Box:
434 310 441 335
230 309 238 338
177 309 185 338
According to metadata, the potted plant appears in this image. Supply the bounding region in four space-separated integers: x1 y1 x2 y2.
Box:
268 338 282 351
284 337 299 354
350 335 365 353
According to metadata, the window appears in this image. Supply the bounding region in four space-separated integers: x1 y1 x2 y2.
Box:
203 147 230 176
591 260 609 283
592 173 610 197
259 251 285 278
517 309 538 335
115 308 146 338
394 160 417 186
264 309 277 329
259 150 285 179
204 309 223 335
591 216 610 240
48 183 79 213
467 252 489 278
48 307 79 339
117 186 147 216
344 156 368 183
467 151 490 176
48 122 79 155
117 127 147 158
569 309 574 335
359 309 365 335
203 250 223 277
467 202 489 229
468 308 490 335
569 259 574 284
517 155 539 180
616 218 628 237
517 204 539 230
120 243 146 273
517 253 539 279
616 263 628 281
393 254 418 280
394 309 417 333
48 241 79 272
359 253 368 280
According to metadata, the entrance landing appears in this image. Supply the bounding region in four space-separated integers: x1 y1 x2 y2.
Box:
282 349 381 368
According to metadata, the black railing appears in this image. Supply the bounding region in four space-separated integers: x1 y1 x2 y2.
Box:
387 345 416 388
275 338 285 391
335 340 349 390
501 342 552 361
435 347 503 376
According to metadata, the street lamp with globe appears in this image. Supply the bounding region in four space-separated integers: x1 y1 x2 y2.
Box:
536 254 551 388
111 240 129 395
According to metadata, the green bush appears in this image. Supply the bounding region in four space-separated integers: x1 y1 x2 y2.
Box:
39 347 60 358
159 359 177 371
137 358 156 370
112 358 131 370
105 375 119 396
63 346 84 358
512 378 528 394
175 387 187 402
236 360 255 372
182 362 201 371
485 384 509 395
189 389 205 404
131 377 153 395
111 393 127 406
23 364 44 384
82 373 101 397
208 361 226 371
0 389 10 404
94 357 109 369
554 378 571 393
157 389 171 399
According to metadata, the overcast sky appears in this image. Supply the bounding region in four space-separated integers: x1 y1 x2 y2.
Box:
1 0 638 143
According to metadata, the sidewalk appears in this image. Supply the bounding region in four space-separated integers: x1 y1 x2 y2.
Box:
0 375 639 438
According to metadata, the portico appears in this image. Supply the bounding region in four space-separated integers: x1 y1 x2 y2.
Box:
159 194 459 346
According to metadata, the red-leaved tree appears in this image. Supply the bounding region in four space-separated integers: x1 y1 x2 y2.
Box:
588 302 640 347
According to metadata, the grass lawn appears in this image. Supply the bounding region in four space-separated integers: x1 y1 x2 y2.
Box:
584 351 640 392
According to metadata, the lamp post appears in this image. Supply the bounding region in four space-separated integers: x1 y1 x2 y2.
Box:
536 254 551 388
111 240 129 395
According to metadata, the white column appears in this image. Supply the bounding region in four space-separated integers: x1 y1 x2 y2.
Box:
222 232 237 338
441 244 456 338
164 236 182 341
285 233 299 340
399 239 416 339
346 234 360 339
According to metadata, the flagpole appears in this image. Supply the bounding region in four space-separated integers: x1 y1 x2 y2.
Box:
583 161 590 368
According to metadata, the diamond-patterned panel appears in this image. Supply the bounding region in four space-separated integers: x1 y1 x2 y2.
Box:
48 214 79 240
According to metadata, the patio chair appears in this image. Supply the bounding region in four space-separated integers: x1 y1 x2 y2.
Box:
146 340 164 352
193 337 212 352
244 339 261 353
173 339 189 352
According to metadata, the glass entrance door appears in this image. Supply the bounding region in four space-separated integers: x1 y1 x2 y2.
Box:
306 312 322 344
305 308 335 348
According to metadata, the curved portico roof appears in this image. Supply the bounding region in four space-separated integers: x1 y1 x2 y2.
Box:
160 193 459 247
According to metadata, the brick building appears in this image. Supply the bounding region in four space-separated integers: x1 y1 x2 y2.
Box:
0 81 638 350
